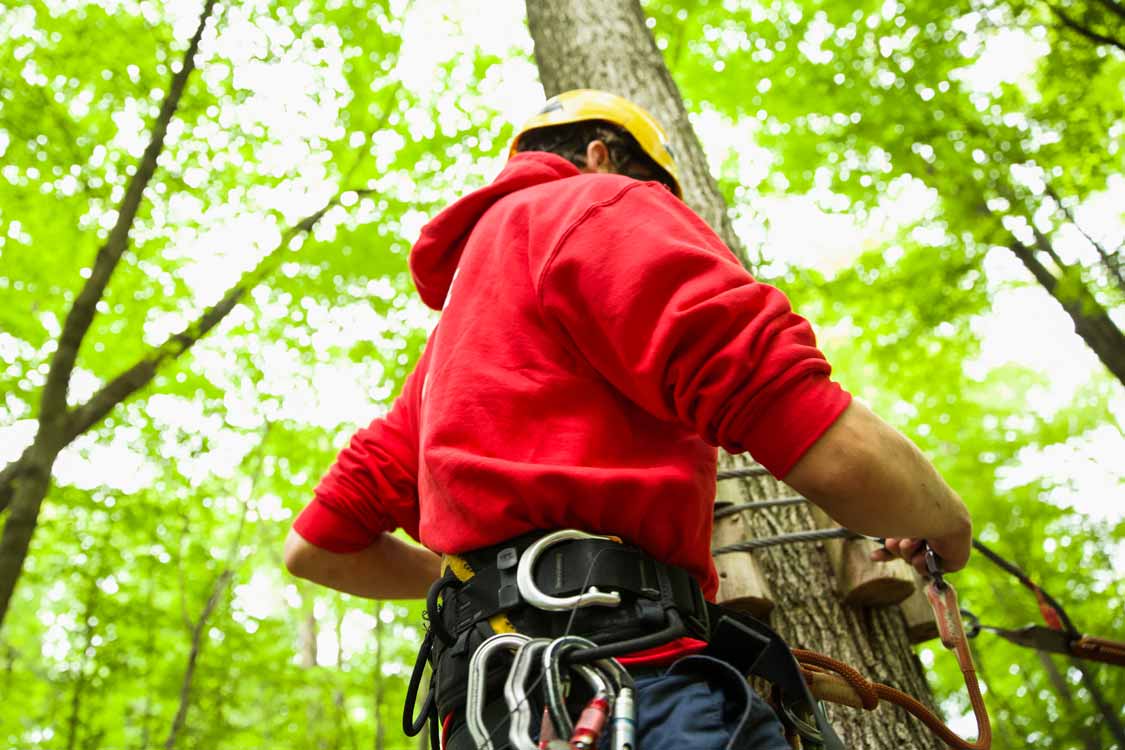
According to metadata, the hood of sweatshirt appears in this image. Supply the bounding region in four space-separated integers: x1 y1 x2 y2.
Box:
409 152 580 310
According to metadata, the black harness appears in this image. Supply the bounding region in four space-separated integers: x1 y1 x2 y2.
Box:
402 531 845 750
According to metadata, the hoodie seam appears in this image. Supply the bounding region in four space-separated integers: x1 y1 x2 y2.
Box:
534 180 650 315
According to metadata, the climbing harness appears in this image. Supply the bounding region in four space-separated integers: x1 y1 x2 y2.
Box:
404 528 845 750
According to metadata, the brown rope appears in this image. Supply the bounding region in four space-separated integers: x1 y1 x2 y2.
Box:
793 580 992 750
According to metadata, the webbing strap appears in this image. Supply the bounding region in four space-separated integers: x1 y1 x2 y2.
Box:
706 603 846 750
442 538 706 638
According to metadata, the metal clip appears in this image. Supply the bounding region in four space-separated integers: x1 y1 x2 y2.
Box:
505 639 553 750
466 633 530 750
516 530 622 612
924 545 946 590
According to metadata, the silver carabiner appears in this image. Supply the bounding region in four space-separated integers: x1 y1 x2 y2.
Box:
466 633 530 750
504 638 552 750
516 530 623 612
584 659 636 750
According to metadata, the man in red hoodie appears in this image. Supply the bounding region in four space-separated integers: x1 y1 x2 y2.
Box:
285 90 972 749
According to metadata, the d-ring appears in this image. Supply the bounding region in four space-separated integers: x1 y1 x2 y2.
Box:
516 530 623 612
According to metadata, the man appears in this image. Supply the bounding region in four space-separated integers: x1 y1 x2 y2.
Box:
285 90 972 749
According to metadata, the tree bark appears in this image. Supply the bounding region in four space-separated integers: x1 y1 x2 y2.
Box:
524 2 947 746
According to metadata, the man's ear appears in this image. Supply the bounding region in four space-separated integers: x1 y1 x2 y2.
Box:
583 140 612 173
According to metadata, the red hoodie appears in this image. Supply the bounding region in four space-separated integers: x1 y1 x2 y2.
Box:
294 152 851 602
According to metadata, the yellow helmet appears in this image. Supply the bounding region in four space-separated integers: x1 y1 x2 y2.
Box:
510 89 682 198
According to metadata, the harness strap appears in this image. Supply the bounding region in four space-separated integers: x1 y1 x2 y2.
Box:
443 538 707 638
704 603 846 750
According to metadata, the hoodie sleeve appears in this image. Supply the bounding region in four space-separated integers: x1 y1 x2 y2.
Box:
536 181 851 477
292 349 428 551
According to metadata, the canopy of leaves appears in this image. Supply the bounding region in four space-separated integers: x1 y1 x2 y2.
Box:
1 0 1121 748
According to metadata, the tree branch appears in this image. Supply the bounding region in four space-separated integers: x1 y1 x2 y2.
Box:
1048 2 1125 52
62 195 354 443
1094 0 1125 22
163 433 264 750
163 568 233 750
1008 239 1125 385
1044 183 1125 294
38 0 218 428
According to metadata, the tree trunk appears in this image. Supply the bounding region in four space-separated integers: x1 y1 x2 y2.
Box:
524 2 946 746
0 439 60 630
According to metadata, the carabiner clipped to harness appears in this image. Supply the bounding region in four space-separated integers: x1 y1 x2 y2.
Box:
466 633 531 750
516 530 623 612
504 638 553 750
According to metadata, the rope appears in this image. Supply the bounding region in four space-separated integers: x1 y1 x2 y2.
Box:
713 495 807 520
712 527 859 555
794 580 993 750
795 653 991 750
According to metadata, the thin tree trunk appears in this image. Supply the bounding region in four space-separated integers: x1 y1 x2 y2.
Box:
164 439 261 750
1072 655 1125 747
524 2 946 746
163 569 233 750
1036 652 1102 750
0 0 217 630
373 602 385 750
65 574 102 750
0 16 391 628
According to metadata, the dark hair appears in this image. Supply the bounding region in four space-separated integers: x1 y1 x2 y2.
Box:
515 120 676 193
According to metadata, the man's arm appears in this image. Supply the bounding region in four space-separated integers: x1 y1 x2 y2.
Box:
284 529 442 599
783 400 972 573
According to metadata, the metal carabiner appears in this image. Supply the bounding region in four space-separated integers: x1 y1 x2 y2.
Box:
584 659 636 750
504 638 552 750
568 663 614 750
466 633 530 750
541 636 617 739
516 530 623 612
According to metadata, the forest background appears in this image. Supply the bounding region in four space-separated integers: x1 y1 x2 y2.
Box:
0 0 1122 748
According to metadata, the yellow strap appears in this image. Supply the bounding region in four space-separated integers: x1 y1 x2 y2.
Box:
442 553 517 635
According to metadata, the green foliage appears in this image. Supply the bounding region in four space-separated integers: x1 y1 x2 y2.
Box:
1 0 1122 749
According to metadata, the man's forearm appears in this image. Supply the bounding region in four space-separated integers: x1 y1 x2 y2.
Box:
784 400 972 567
284 530 442 599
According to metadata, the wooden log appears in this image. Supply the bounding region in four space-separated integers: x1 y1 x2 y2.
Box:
899 575 939 644
712 480 775 619
808 506 915 607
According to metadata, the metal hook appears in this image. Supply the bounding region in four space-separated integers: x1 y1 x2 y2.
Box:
516 530 623 612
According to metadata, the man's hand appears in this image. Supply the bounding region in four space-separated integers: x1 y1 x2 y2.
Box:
872 524 972 577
